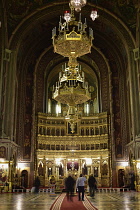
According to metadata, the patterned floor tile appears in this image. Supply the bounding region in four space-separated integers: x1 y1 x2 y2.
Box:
0 191 140 210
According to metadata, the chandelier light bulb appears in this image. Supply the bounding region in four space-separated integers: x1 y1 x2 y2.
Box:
70 0 87 12
70 0 81 7
90 9 98 21
75 7 81 12
64 10 71 22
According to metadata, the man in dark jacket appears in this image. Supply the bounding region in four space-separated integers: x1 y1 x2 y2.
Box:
65 174 75 201
88 174 97 197
34 176 40 193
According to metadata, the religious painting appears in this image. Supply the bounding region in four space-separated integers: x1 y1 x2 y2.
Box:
0 147 6 158
23 133 31 159
67 162 79 171
116 137 122 158
0 164 8 183
38 163 44 176
102 164 108 175
67 122 77 134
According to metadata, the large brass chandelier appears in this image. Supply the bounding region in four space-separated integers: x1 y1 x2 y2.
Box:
52 0 98 133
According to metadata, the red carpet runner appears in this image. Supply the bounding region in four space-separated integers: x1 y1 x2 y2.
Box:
50 193 98 210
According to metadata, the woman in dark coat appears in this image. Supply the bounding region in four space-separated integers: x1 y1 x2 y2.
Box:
65 174 75 201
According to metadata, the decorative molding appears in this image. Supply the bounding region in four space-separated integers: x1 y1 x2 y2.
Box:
36 150 109 157
4 49 12 62
133 48 140 61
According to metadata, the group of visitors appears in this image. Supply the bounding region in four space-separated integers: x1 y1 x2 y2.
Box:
65 173 97 201
33 173 97 201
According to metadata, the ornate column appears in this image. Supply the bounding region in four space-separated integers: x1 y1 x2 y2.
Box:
46 165 48 178
91 160 93 174
80 159 83 175
56 166 59 180
130 2 140 141
135 2 140 135
52 163 55 176
43 157 47 186
94 127 95 135
64 159 67 177
0 0 8 137
87 166 90 175
8 160 13 192
100 156 102 186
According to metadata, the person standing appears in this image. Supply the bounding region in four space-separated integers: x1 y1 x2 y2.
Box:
76 174 86 201
34 176 40 193
65 174 75 201
88 174 97 197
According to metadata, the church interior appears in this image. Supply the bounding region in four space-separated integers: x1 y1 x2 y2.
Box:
0 0 140 194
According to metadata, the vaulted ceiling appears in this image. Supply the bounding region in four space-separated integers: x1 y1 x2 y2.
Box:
4 0 137 114
1 0 138 160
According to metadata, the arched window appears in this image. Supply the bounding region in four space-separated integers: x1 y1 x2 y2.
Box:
81 128 84 136
47 128 50 135
91 128 94 135
61 129 65 136
86 128 89 135
51 128 55 136
56 129 60 136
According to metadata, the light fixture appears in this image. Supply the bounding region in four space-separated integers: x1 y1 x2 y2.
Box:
64 10 71 22
70 0 87 12
52 0 98 133
52 63 90 133
119 162 129 167
90 9 99 21
17 162 26 170
137 162 140 169
55 158 62 166
85 158 92 165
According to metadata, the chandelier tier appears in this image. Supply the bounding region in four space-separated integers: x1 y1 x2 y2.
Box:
52 9 94 64
52 64 91 106
51 0 98 133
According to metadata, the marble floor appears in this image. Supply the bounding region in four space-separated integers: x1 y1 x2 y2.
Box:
0 191 140 210
87 191 140 210
0 193 58 210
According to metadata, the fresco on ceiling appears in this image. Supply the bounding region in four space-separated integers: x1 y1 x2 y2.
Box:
95 21 128 66
7 0 51 33
116 0 137 25
98 0 136 24
7 0 137 35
